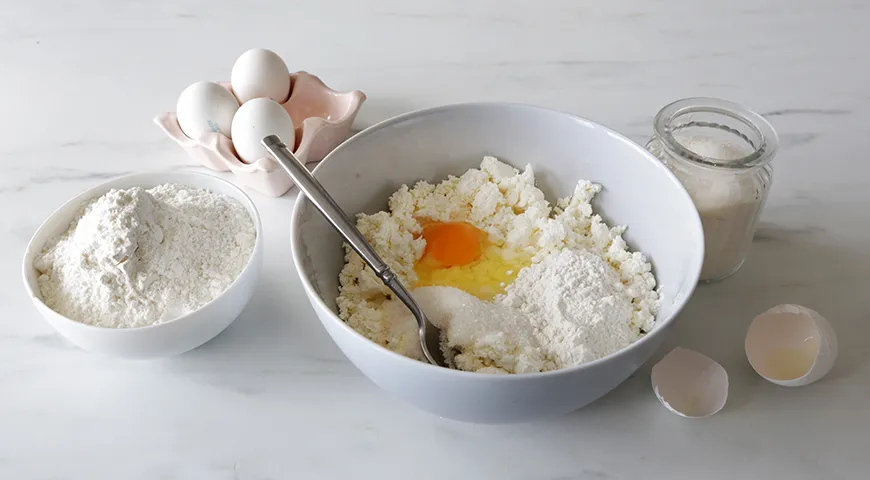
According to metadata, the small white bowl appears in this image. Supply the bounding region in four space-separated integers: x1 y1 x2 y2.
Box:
22 172 264 359
745 304 838 387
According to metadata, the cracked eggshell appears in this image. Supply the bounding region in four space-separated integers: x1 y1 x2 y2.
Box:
651 347 729 418
745 304 837 387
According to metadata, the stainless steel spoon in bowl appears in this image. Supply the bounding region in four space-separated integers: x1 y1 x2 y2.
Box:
262 135 447 368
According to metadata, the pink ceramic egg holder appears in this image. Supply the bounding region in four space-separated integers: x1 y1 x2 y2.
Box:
155 71 366 197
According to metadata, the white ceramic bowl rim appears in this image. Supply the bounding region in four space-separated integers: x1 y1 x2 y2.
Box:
291 101 704 380
22 171 264 332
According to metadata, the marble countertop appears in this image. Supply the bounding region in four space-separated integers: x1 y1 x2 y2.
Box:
2 1 868 478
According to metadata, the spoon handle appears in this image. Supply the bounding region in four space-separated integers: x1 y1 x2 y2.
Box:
261 135 390 279
262 135 445 367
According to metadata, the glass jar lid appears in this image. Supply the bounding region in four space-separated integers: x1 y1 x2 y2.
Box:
653 97 779 170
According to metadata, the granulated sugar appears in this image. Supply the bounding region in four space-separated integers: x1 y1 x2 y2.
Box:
382 286 552 374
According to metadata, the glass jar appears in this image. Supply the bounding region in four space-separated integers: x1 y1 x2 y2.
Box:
646 97 778 282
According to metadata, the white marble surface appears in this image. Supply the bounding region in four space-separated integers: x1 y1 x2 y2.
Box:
2 1 869 478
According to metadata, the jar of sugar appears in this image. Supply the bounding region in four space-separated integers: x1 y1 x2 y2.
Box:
646 97 778 282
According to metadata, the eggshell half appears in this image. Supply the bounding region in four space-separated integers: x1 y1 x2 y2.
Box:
651 347 729 418
745 304 837 387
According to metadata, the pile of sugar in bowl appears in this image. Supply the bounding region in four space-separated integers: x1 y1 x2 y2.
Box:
337 156 659 373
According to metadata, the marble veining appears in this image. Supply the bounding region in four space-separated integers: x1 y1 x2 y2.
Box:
1 0 868 478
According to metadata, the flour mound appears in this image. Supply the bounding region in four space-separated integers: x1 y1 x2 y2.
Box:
496 249 638 367
34 184 256 328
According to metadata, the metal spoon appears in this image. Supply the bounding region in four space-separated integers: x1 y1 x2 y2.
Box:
262 135 447 368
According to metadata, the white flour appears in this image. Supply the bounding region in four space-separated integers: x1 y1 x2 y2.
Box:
34 184 256 328
497 249 638 367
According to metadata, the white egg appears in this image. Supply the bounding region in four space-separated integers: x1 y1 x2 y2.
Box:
745 304 837 387
176 81 239 139
651 347 729 419
230 48 291 104
231 98 296 163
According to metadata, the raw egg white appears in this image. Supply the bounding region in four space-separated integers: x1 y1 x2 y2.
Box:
414 221 530 300
230 98 296 163
175 81 239 139
231 48 291 104
745 304 837 387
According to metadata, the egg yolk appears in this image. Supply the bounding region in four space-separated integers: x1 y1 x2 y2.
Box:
414 220 531 300
420 221 484 267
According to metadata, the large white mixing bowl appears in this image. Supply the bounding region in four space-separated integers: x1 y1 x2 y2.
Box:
290 103 704 423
